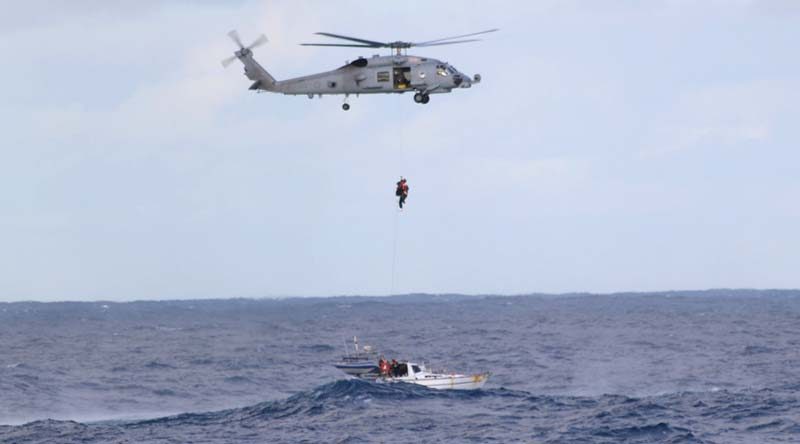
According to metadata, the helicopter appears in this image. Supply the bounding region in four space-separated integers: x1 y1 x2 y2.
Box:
221 29 497 110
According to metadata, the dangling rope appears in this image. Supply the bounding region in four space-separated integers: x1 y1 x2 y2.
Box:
390 208 400 296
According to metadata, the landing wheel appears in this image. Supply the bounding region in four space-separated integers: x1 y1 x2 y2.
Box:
342 103 350 111
421 94 430 104
413 93 423 104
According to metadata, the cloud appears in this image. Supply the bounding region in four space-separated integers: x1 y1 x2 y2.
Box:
642 81 793 155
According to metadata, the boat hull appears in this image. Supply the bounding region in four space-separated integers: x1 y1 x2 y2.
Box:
384 372 489 390
334 362 378 377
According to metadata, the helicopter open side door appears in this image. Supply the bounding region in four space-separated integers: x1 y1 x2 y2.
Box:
393 67 411 90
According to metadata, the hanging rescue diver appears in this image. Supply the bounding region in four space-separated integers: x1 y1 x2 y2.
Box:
395 177 409 209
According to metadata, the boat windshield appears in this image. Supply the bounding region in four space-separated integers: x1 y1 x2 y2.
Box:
412 365 422 373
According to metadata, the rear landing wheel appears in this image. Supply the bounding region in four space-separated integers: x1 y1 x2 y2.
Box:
413 93 423 104
421 94 430 104
342 103 350 111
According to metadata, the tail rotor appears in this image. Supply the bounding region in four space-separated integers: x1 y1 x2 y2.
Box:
221 30 268 68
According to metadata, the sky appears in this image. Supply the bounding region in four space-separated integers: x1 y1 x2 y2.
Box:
1 0 799 301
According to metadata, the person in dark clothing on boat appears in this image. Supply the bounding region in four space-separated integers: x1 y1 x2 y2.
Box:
391 359 399 377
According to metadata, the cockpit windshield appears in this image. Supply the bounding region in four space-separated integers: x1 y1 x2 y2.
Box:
436 64 449 76
447 65 457 74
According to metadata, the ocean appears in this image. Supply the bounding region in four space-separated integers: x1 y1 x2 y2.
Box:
1 291 798 443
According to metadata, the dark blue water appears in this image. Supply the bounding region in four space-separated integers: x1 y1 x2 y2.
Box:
1 291 799 443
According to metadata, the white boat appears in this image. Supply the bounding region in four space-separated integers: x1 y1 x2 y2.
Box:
378 361 489 390
332 338 489 390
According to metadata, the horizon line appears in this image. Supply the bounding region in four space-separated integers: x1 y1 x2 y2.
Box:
1 288 799 305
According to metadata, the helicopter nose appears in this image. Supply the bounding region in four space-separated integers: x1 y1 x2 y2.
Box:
456 73 471 88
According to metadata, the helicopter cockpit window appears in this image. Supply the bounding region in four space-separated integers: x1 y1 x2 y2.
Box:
436 65 448 77
447 66 456 74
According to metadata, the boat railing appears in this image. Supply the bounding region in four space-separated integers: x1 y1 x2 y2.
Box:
340 336 377 362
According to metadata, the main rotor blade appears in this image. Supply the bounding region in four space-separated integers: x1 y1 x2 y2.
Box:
249 34 268 49
415 39 482 47
300 43 378 48
314 32 386 47
415 28 499 46
228 29 244 49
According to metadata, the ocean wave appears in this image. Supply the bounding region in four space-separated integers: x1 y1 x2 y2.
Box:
143 361 175 370
13 380 791 427
3 380 798 443
300 344 336 352
126 380 676 425
128 379 513 426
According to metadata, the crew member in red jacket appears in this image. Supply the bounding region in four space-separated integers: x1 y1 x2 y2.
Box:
379 357 390 376
395 177 409 209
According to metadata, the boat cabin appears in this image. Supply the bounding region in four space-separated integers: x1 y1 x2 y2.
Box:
387 361 427 379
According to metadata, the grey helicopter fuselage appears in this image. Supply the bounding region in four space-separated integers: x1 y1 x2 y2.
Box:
224 29 494 109
235 49 480 108
265 54 475 96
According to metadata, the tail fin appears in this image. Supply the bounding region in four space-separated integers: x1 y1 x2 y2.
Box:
221 31 278 91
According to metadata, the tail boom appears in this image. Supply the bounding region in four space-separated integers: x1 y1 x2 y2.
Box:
238 50 277 91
